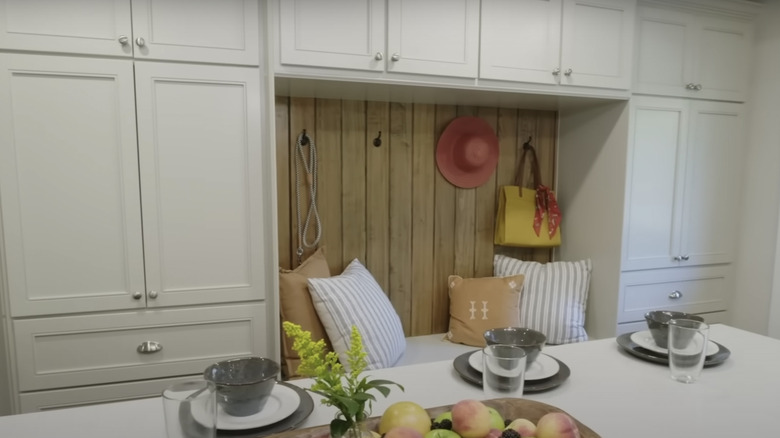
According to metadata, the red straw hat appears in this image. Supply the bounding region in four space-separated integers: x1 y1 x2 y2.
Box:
436 116 499 188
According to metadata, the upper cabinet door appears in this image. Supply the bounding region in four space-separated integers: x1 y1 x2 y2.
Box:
278 0 385 71
480 0 562 84
134 62 266 307
386 0 479 77
130 0 260 65
634 6 752 102
0 0 133 57
0 54 145 317
559 0 635 89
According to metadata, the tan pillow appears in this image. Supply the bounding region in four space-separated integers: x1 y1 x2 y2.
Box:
279 247 332 379
446 274 524 347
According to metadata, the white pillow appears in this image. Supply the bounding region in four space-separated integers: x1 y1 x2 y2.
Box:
493 254 592 344
308 259 406 370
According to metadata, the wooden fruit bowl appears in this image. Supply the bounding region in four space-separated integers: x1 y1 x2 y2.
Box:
270 398 600 438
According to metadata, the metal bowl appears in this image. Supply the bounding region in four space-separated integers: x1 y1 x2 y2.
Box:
484 327 547 366
203 356 279 417
645 310 704 349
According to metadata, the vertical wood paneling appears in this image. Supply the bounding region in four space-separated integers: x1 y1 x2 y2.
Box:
389 102 414 334
277 98 557 336
341 100 367 265
275 96 292 269
366 101 390 292
317 100 343 274
411 103 436 334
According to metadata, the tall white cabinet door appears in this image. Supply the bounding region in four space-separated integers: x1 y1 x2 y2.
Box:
0 0 132 57
278 0 385 71
479 0 562 84
0 54 145 316
559 0 635 89
130 0 260 65
386 0 479 77
134 62 266 307
693 16 752 102
680 101 744 266
622 97 688 271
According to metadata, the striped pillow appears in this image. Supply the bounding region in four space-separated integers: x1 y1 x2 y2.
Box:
308 259 406 370
493 255 592 344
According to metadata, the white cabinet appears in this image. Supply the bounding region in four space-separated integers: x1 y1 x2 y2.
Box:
622 96 745 271
0 54 267 317
480 0 635 90
277 0 479 78
0 0 260 65
633 4 753 102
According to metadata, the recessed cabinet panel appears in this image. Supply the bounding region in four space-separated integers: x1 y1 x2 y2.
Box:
130 0 260 65
0 54 145 317
13 304 266 391
0 0 132 57
134 62 265 306
634 14 688 93
279 0 385 71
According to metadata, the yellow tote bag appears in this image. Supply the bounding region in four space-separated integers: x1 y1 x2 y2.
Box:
494 186 561 247
494 140 561 248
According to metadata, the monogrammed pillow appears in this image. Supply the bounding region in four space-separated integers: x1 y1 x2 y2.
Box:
446 274 524 347
493 254 592 344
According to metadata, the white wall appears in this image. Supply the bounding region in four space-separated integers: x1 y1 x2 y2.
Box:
731 0 780 337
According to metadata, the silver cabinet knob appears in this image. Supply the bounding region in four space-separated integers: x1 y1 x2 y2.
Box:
668 290 683 299
135 37 146 47
686 83 696 90
552 68 561 76
564 68 573 76
681 254 690 261
148 290 158 299
391 53 400 62
673 255 682 261
132 291 143 300
118 35 129 46
694 84 702 91
374 52 383 61
137 341 163 354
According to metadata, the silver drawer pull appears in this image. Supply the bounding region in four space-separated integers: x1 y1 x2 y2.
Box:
137 341 163 354
668 290 683 299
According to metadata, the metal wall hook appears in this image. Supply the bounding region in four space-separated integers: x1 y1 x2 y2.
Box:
522 136 533 149
373 131 382 147
300 129 310 146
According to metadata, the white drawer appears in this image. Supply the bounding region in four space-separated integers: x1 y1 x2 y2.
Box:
13 304 267 391
18 375 198 413
618 266 729 323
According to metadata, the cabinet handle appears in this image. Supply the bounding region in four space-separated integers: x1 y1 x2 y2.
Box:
564 68 573 76
552 68 560 76
135 37 146 47
681 254 690 261
132 291 143 300
685 83 696 90
673 255 682 261
148 290 158 299
391 53 400 62
137 341 163 354
118 35 129 46
374 52 383 61
668 290 683 299
694 84 702 91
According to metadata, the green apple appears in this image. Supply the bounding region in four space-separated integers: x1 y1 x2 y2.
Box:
424 429 461 438
487 407 504 430
433 411 452 424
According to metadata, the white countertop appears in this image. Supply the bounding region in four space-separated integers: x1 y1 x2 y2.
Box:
1 324 778 437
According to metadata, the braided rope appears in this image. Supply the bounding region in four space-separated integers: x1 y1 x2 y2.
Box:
294 132 322 265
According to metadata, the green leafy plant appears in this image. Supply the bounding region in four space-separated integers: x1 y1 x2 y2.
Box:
283 321 404 438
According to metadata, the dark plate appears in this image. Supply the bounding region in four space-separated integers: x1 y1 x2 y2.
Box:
453 350 571 393
181 381 314 437
616 332 731 367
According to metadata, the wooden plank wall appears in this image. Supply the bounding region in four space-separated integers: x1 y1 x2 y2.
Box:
276 97 557 336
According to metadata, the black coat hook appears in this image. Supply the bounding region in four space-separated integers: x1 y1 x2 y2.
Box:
522 136 533 150
300 129 310 146
373 131 382 147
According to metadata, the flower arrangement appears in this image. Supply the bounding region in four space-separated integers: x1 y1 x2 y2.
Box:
283 321 404 438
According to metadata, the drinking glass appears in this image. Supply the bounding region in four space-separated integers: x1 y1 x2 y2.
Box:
162 380 217 438
483 344 526 398
668 319 709 383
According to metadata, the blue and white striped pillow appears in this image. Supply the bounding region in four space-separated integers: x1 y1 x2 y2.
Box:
308 259 406 370
493 255 592 344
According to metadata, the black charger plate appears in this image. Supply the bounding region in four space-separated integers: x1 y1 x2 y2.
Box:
616 332 731 367
453 350 570 393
